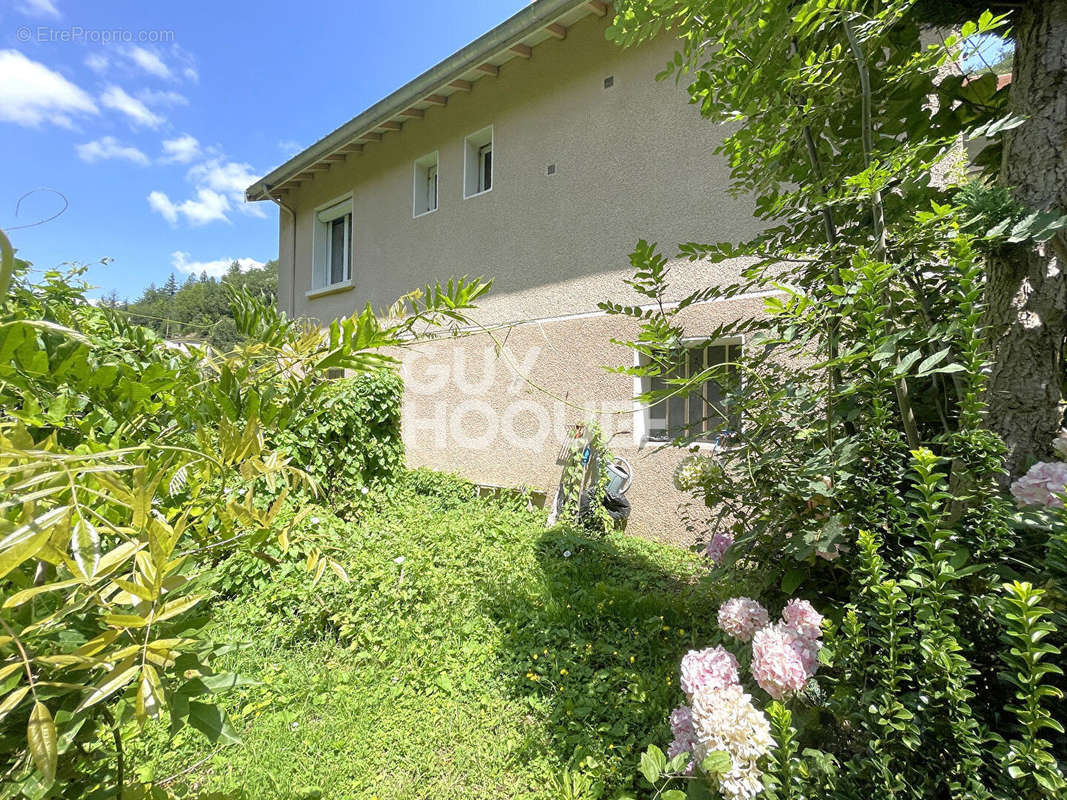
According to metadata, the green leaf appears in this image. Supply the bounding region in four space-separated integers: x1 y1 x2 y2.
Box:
75 662 139 712
0 686 30 723
781 567 805 594
701 750 732 774
662 791 687 800
27 702 57 786
639 744 667 784
187 701 242 745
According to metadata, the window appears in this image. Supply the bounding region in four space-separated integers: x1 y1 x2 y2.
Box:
464 126 494 197
642 340 742 444
413 151 439 217
312 198 352 291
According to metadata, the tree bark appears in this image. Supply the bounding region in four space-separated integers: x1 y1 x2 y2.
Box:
985 0 1067 481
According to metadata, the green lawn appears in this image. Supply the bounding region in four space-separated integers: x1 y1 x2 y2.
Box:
134 473 736 800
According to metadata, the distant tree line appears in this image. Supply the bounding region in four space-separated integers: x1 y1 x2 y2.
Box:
100 260 278 349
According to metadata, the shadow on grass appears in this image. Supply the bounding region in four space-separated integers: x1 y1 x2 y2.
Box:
484 524 729 792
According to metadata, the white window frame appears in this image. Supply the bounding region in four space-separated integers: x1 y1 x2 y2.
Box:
463 125 494 199
309 195 353 296
413 151 439 218
633 336 743 448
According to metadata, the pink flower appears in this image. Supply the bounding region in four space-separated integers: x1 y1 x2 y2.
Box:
705 531 734 565
680 645 739 698
667 705 698 773
718 597 770 643
1010 461 1067 508
782 598 823 641
751 622 818 699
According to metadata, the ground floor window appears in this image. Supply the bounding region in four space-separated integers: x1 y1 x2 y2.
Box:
642 339 742 444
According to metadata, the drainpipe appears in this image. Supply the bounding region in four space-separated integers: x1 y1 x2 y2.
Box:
260 184 297 317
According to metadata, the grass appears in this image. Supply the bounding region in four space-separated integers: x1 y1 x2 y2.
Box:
133 472 736 800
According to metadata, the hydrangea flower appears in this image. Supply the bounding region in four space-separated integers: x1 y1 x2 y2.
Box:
1010 461 1067 508
751 622 818 699
690 684 775 800
782 598 823 641
718 597 770 642
705 531 734 565
673 454 721 492
667 705 698 774
680 645 739 699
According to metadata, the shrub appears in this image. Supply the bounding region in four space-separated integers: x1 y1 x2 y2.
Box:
0 242 489 799
273 371 405 512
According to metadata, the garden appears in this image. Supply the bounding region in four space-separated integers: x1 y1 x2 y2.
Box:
2 0 1067 799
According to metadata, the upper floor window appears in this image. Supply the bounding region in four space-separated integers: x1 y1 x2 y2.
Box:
413 151 439 217
312 197 352 291
464 126 493 198
642 339 742 445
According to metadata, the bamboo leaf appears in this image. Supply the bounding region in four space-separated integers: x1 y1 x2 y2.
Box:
0 686 30 723
74 662 139 712
152 593 207 624
27 701 57 785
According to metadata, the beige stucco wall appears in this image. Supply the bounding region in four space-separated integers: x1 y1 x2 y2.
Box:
277 13 762 326
398 296 772 545
274 13 776 542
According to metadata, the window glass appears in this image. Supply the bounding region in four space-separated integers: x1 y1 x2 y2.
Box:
646 342 741 442
329 216 348 285
479 144 492 192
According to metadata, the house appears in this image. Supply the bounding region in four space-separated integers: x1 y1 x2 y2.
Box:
245 0 772 544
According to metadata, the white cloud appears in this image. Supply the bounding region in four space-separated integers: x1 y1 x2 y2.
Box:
85 53 109 74
138 88 187 107
161 134 200 164
182 65 199 82
148 188 230 226
0 50 97 127
16 0 60 18
100 85 164 128
125 46 171 80
147 191 177 223
76 136 148 165
171 251 265 278
188 158 259 196
148 154 264 226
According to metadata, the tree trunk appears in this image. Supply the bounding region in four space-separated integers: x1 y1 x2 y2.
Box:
984 0 1067 481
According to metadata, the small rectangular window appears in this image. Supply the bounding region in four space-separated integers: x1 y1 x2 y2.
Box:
312 198 352 290
464 126 494 198
645 340 741 444
413 151 439 217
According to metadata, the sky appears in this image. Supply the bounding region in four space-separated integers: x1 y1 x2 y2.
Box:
0 0 527 301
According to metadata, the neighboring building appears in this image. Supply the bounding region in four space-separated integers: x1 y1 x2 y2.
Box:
246 0 773 544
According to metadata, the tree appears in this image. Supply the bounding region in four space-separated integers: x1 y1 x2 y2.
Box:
604 1 1065 794
124 260 279 349
911 0 1067 478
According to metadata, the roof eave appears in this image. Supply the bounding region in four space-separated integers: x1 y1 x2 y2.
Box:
246 0 594 202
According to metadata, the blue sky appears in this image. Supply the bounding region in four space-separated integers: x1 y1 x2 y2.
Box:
0 0 526 300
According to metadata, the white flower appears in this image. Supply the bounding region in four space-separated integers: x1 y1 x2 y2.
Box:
394 556 405 565
690 684 774 800
361 486 370 495
563 550 572 558
310 516 321 524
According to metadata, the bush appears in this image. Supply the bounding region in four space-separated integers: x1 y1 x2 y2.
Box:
274 371 405 511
